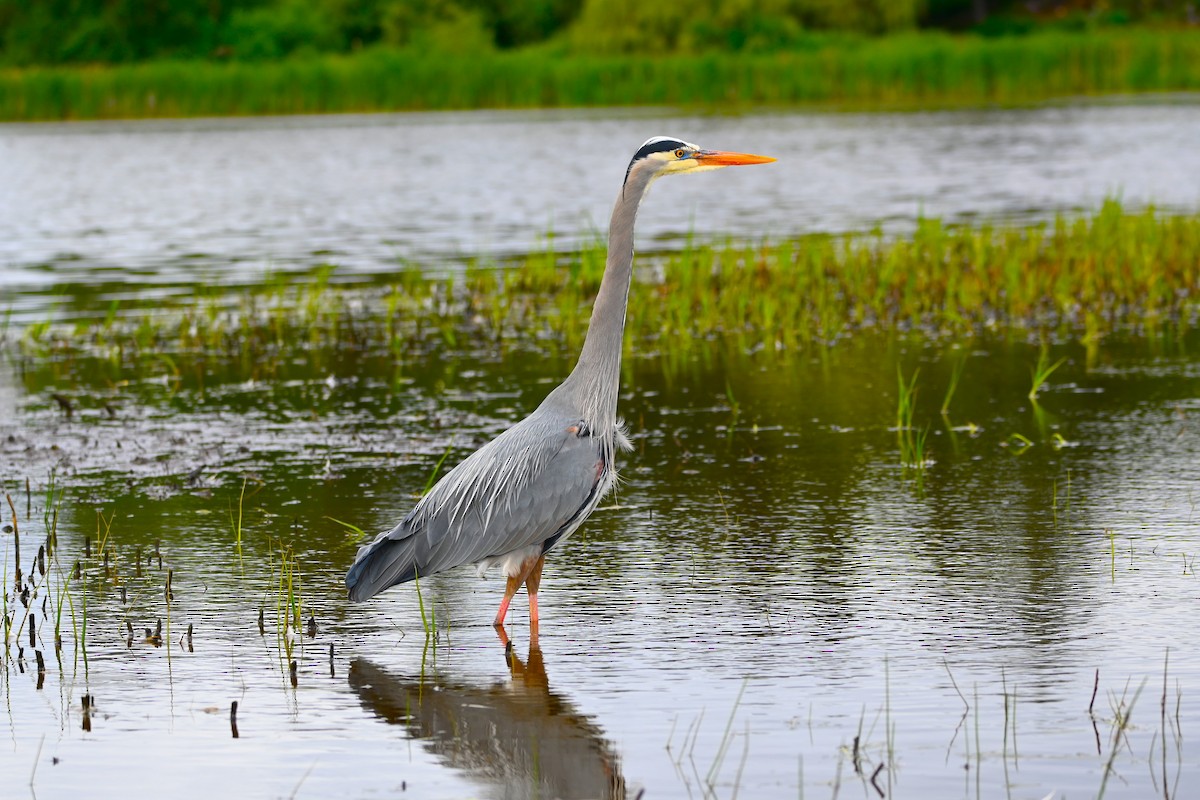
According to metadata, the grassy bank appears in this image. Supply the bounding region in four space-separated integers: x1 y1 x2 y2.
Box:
11 203 1198 376
2 28 1199 121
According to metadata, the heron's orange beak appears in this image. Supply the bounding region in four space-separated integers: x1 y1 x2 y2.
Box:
693 150 776 166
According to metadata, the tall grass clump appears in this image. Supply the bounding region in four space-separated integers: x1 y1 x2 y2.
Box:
895 367 929 469
2 28 1200 121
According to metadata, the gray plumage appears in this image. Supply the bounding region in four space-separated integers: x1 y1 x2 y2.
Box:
345 137 774 610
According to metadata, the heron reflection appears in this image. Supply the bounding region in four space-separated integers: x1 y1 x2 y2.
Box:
349 626 626 799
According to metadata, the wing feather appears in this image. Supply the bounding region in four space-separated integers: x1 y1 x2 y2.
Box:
346 411 605 602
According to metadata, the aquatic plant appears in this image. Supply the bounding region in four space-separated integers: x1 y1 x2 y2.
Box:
895 367 929 469
414 570 435 639
422 445 455 497
325 516 367 544
266 537 305 670
1098 678 1148 799
940 352 967 416
1028 344 1067 400
229 478 247 554
11 204 1199 384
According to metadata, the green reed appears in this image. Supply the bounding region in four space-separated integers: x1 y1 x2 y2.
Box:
265 537 304 666
895 367 929 469
940 352 968 416
1028 344 1067 400
414 569 434 638
230 478 247 555
2 28 1200 121
10 204 1200 382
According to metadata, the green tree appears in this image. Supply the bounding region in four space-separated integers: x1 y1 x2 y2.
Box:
0 0 231 64
378 0 493 52
568 0 926 53
223 0 341 59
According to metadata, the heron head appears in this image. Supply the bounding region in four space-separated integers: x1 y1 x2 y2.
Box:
624 136 775 186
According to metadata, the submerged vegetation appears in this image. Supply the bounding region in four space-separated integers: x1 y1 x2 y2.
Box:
3 27 1200 120
8 202 1197 375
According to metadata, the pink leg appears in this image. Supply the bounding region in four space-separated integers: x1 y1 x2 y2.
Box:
495 554 546 628
494 575 521 627
525 556 545 626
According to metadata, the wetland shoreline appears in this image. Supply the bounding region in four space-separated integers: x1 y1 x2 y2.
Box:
7 202 1197 370
3 28 1200 122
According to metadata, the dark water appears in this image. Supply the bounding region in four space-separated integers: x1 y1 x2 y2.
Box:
3 324 1199 798
2 104 1199 798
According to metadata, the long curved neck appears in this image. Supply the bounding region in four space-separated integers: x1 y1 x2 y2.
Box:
559 166 656 431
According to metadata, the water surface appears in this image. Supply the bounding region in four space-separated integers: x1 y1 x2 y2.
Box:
3 101 1200 321
3 329 1198 798
2 103 1199 799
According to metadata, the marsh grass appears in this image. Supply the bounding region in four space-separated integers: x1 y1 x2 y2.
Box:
13 204 1198 386
1029 344 1068 400
230 478 247 555
325 516 366 543
3 29 1200 121
895 367 930 470
1098 678 1148 799
940 352 967 416
422 445 455 498
267 538 304 668
414 570 436 639
1153 650 1185 799
705 678 748 790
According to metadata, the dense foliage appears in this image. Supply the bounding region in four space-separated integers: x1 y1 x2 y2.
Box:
0 0 1193 65
4 28 1198 120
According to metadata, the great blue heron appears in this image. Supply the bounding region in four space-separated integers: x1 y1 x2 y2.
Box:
346 137 775 625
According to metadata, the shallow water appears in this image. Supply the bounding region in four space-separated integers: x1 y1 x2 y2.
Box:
3 104 1200 798
3 327 1199 798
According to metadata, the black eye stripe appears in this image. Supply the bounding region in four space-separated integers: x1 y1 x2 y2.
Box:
624 138 691 185
632 138 689 162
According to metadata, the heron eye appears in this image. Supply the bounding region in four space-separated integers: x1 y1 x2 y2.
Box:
674 149 686 159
